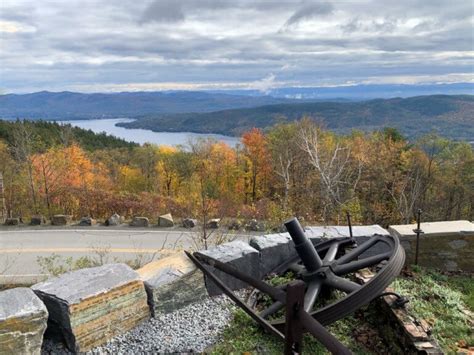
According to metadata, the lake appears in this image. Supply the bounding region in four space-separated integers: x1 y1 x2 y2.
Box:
56 118 241 147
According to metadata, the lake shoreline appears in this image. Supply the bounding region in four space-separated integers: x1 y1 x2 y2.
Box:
55 118 240 147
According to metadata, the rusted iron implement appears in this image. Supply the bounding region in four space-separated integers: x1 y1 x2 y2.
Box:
187 217 405 354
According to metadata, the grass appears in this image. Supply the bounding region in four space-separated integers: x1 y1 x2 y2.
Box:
210 307 390 354
211 266 473 354
211 270 390 354
391 266 473 353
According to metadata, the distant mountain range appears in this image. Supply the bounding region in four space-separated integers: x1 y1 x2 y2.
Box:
209 83 474 100
0 89 472 141
118 95 474 141
0 91 293 119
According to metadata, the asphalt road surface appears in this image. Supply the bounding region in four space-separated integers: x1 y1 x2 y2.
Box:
0 227 256 282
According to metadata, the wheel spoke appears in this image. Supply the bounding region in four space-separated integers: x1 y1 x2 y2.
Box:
336 235 384 264
324 275 361 293
304 280 322 312
323 242 339 263
260 301 284 319
288 263 304 273
333 252 391 275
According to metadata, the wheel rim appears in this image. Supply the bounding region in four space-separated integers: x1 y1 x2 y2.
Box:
250 233 405 328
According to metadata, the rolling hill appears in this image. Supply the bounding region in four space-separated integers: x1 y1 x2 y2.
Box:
0 91 292 120
118 95 474 141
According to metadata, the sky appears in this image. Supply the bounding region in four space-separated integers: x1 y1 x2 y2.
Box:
0 0 473 93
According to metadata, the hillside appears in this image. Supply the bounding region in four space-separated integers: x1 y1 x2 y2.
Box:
0 120 137 151
119 95 474 140
0 91 291 120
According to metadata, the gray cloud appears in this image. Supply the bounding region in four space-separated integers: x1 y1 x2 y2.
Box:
0 0 472 93
141 0 185 23
283 2 334 27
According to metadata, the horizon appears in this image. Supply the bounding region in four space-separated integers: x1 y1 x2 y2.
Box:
2 82 474 97
1 1 473 94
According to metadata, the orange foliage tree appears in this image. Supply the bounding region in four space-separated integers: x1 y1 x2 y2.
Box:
241 128 271 203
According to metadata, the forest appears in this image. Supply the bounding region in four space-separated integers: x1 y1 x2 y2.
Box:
0 120 472 228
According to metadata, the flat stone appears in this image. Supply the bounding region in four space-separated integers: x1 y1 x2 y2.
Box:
227 219 241 230
305 225 391 257
4 218 19 226
51 215 72 226
207 218 220 229
130 216 149 227
305 224 390 243
245 219 266 232
405 323 428 340
158 213 174 227
0 287 48 355
105 213 121 226
389 220 474 238
182 218 197 228
250 233 296 276
137 252 207 316
32 264 149 352
196 241 260 296
78 217 96 226
30 215 44 226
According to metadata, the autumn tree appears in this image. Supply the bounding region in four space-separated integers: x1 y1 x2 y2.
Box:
267 123 300 212
132 144 160 192
10 122 40 214
298 120 361 222
241 128 271 203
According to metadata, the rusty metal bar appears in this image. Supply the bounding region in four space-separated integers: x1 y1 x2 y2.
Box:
346 211 353 240
413 209 423 265
185 251 285 340
285 217 323 271
194 252 286 303
284 281 305 355
298 311 352 355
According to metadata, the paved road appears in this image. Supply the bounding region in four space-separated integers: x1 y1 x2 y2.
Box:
0 227 256 281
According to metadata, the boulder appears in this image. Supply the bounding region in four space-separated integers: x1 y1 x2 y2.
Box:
137 252 207 316
227 219 241 231
196 241 260 296
206 218 220 229
51 215 72 226
32 264 150 352
158 213 174 228
105 213 121 226
130 217 149 227
182 218 197 229
245 219 266 232
272 224 287 233
250 233 296 276
30 215 45 226
4 218 19 226
78 217 96 226
0 287 48 355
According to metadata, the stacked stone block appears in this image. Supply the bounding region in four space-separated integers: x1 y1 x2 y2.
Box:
32 264 149 352
0 288 48 355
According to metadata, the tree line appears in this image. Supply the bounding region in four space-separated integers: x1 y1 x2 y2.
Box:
0 119 472 227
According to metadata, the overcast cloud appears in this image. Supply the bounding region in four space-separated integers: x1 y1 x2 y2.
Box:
0 0 472 93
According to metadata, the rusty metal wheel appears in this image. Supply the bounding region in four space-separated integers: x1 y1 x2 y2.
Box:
251 218 406 329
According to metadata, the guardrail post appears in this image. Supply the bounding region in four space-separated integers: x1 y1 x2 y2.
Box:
413 209 423 265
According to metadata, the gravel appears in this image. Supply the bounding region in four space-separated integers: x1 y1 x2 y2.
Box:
42 293 242 354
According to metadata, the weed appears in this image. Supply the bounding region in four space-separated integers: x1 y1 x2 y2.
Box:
391 267 473 353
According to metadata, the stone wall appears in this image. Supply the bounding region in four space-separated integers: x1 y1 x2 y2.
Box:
1 219 471 353
389 220 474 271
